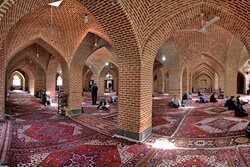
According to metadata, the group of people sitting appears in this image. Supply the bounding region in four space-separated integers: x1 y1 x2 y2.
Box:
96 95 118 110
169 93 192 108
196 92 219 103
225 95 248 117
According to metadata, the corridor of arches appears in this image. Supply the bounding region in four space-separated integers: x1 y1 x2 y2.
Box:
1 0 250 166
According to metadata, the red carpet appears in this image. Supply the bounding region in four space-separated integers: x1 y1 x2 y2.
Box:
129 148 245 166
70 114 116 136
5 91 250 166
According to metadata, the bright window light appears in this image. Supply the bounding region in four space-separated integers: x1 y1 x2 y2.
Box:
162 56 166 61
13 75 21 86
57 76 63 86
152 138 176 150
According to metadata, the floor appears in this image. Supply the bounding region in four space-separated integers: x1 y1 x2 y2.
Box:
1 91 250 166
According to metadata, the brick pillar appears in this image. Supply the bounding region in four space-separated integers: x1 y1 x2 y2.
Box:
67 33 95 114
46 58 58 99
35 74 45 92
224 68 238 97
0 52 5 120
156 70 164 94
182 68 188 94
224 37 243 97
116 55 152 142
68 67 83 113
92 73 104 97
168 58 182 98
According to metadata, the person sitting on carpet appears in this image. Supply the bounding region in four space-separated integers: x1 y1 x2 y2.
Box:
236 95 248 106
182 93 188 106
235 95 248 117
224 96 228 106
97 98 110 110
209 93 217 102
170 95 181 108
187 93 192 100
110 95 117 103
225 96 236 110
246 122 250 138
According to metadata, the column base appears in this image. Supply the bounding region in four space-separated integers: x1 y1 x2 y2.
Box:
116 126 152 142
69 108 83 116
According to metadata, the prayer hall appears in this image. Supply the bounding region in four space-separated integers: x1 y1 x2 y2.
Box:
1 0 250 166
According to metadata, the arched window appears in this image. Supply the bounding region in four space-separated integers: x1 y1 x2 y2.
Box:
12 75 21 86
57 76 63 86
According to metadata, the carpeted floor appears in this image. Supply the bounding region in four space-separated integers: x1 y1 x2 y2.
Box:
3 91 250 166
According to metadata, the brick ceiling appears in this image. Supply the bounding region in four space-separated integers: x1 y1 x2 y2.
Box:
1 0 250 75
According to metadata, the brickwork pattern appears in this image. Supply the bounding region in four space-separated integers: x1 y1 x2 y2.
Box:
0 0 249 138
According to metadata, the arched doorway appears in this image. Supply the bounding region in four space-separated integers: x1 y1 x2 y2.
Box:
8 71 25 91
105 72 114 92
237 72 245 94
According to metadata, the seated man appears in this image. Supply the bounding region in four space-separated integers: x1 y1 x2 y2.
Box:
97 98 109 110
235 105 248 117
110 95 117 103
210 93 218 102
225 96 236 110
182 93 188 106
246 122 250 138
187 93 192 100
170 95 181 108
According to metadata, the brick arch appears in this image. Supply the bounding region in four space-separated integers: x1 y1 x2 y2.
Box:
142 3 250 72
99 64 119 94
6 44 49 74
238 47 249 70
0 0 111 50
6 36 69 92
8 70 25 91
9 65 35 94
16 66 35 94
83 67 93 91
86 46 118 73
193 72 214 93
237 71 246 94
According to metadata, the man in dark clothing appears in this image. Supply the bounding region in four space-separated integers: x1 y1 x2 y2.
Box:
97 98 109 110
210 94 217 102
225 96 236 110
91 83 98 105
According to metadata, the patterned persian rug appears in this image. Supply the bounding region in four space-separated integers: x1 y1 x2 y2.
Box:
174 116 249 138
70 114 117 136
127 148 246 166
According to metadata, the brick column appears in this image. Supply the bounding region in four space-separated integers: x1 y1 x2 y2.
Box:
182 68 188 94
116 54 152 142
67 33 95 114
0 50 5 120
156 70 164 94
92 73 104 97
224 37 243 97
46 58 59 99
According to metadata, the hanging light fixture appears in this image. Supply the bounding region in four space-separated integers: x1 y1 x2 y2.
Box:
105 62 109 66
36 43 39 58
94 36 98 47
162 55 166 61
48 1 63 43
84 14 88 24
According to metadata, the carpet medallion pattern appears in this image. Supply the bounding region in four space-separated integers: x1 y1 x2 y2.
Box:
174 116 249 138
152 115 183 136
135 149 245 166
5 91 250 166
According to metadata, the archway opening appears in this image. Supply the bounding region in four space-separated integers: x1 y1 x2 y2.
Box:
237 72 245 94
